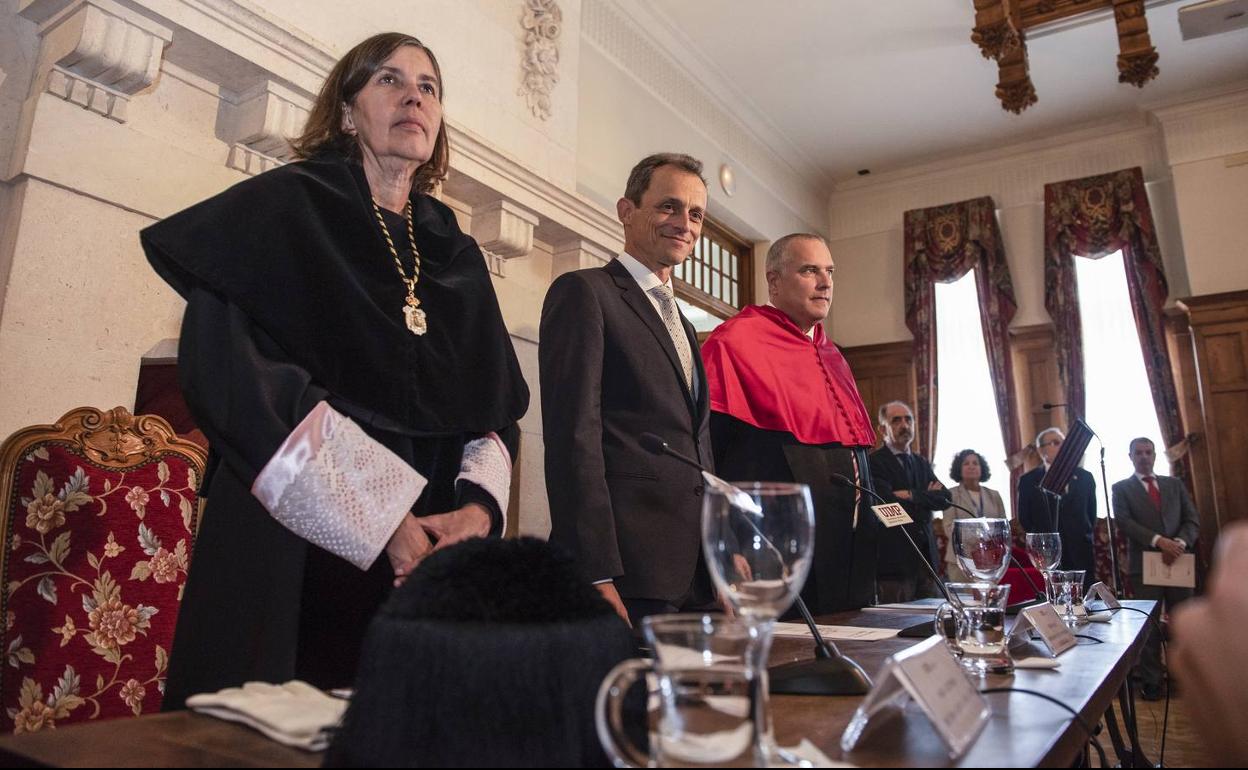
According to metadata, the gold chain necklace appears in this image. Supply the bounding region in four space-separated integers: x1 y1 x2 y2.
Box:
370 198 426 335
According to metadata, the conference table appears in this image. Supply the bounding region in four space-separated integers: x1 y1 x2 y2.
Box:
0 600 1156 767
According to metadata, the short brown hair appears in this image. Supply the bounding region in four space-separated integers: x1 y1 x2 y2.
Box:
623 153 705 205
291 32 450 194
766 233 829 274
1129 437 1154 453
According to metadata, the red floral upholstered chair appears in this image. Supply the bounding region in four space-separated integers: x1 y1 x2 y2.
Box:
0 407 206 733
1094 518 1135 598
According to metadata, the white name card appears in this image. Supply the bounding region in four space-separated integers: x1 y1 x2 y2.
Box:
1143 552 1196 588
1084 581 1121 611
871 502 914 528
1008 602 1077 657
840 635 988 760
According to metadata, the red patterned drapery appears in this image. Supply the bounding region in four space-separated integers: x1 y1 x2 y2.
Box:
903 196 1024 504
1043 167 1188 485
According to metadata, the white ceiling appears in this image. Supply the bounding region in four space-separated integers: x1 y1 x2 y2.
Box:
630 0 1248 185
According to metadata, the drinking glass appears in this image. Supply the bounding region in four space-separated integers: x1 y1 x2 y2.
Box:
596 614 760 767
701 481 814 764
934 582 1013 676
1053 569 1087 625
1025 532 1063 603
953 518 1011 585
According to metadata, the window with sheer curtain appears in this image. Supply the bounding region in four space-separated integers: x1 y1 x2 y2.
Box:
1074 251 1169 496
932 269 1012 519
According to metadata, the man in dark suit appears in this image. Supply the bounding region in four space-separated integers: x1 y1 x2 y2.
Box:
870 401 951 602
1017 427 1097 587
540 153 715 626
1112 436 1200 700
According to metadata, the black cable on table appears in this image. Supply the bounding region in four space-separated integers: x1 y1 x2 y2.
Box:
981 687 1107 764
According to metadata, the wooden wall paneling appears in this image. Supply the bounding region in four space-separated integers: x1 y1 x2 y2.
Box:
1166 307 1217 584
1185 290 1248 532
1009 323 1062 473
1165 309 1217 526
841 340 916 450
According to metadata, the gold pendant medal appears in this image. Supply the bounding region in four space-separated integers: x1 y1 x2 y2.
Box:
403 295 427 336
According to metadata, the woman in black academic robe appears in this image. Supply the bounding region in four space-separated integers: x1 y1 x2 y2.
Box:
141 33 528 707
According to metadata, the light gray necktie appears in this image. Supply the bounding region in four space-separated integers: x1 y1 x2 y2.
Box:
649 284 693 391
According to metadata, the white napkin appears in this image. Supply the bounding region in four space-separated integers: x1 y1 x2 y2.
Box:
774 738 857 767
1012 656 1061 669
186 680 347 751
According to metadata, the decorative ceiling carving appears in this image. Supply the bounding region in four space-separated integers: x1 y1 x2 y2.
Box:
971 0 1160 113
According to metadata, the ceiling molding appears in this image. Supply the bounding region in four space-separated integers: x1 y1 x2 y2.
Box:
581 0 830 222
1152 83 1248 165
616 0 830 188
828 114 1169 241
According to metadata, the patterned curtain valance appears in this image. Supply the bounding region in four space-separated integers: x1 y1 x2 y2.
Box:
1043 166 1188 485
905 196 1015 315
1045 167 1168 279
902 197 1022 506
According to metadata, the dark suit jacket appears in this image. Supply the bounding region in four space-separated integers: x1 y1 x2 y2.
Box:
540 259 713 604
1111 474 1200 575
869 448 951 580
1018 465 1097 574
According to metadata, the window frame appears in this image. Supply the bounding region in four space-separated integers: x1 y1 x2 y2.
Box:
674 218 754 321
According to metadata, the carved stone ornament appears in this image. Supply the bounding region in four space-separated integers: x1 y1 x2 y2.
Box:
23 0 173 124
518 0 561 120
221 80 313 175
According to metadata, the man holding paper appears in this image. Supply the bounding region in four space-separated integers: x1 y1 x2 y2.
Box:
1111 436 1200 700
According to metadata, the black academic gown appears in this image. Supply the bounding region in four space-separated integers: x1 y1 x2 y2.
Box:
141 157 528 707
1018 465 1097 580
711 414 880 615
869 448 952 583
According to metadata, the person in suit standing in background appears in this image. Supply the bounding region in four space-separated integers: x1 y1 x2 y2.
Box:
1112 436 1200 700
1018 427 1097 587
540 153 716 627
870 401 952 602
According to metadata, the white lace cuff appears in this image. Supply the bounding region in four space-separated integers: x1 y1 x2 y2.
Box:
457 433 512 533
252 401 426 570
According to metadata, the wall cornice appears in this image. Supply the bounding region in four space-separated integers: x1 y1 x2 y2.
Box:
828 83 1248 242
1152 83 1248 166
581 0 829 230
828 115 1166 240
11 0 625 263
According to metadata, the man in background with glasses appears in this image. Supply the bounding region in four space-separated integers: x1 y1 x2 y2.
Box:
1018 427 1098 588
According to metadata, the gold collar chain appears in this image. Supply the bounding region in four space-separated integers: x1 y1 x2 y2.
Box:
370 198 427 335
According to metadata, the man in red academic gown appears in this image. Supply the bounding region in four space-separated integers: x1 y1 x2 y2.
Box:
701 234 879 614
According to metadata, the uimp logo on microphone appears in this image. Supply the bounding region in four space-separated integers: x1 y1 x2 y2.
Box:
871 503 914 528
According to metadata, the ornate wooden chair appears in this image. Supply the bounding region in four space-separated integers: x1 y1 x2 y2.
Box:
0 407 206 733
1094 518 1135 598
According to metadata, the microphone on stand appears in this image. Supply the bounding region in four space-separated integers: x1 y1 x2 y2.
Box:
639 433 871 695
829 473 962 611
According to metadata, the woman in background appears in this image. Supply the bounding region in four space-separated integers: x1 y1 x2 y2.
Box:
943 448 1007 581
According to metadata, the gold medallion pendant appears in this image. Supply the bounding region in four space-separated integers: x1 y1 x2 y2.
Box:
403 299 427 336
371 197 428 336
